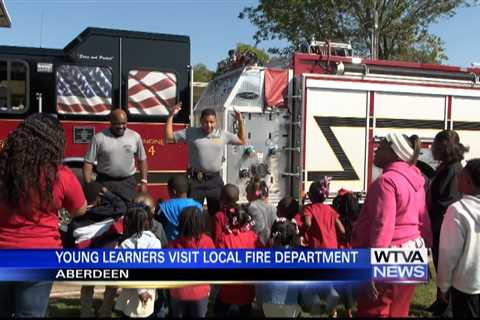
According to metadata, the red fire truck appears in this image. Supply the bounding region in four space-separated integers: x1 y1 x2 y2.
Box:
0 27 191 199
195 41 480 203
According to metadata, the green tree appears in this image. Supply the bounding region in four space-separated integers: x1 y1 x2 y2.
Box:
239 0 477 63
193 63 214 82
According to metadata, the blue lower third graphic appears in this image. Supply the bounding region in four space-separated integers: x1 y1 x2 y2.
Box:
0 249 428 282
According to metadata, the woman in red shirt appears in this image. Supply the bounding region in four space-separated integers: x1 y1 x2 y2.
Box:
169 206 215 318
0 114 87 317
215 205 259 317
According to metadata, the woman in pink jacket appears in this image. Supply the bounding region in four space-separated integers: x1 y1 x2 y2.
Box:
351 133 432 317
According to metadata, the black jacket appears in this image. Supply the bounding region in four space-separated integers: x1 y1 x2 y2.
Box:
428 161 463 229
63 190 127 248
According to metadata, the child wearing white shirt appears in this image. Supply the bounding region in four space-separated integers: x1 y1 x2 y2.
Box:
114 204 161 318
437 158 480 317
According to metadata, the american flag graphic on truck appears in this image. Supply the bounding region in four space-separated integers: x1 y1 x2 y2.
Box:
128 70 177 115
56 65 112 115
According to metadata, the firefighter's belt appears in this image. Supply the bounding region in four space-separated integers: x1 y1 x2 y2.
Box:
188 168 219 182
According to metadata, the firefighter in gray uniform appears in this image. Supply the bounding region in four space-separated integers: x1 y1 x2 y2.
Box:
83 109 148 203
165 103 246 215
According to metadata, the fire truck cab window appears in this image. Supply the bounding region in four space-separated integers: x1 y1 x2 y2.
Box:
127 70 177 116
56 65 112 115
0 60 28 113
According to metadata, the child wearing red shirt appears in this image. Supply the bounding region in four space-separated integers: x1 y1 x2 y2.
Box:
212 184 242 246
301 177 346 317
277 196 309 246
169 206 215 318
215 205 259 317
302 178 345 249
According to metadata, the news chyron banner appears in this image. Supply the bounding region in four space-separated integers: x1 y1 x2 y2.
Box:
0 248 428 283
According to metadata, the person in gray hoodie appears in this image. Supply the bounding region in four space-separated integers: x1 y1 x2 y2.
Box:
437 158 480 318
245 177 277 247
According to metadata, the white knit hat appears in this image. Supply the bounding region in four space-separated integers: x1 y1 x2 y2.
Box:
385 133 414 162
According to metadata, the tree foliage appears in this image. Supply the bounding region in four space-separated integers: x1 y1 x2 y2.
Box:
216 43 270 74
236 43 270 65
239 0 477 63
193 63 215 82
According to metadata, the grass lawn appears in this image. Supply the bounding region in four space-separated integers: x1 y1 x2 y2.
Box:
410 280 436 317
409 263 437 317
47 297 87 318
47 276 437 317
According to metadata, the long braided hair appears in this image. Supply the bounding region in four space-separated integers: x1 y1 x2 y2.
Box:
331 189 360 241
0 113 65 211
179 206 205 241
124 204 152 239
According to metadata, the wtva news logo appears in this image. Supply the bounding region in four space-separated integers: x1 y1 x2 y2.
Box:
371 248 428 283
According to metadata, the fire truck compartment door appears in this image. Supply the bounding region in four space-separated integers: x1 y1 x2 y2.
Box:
303 86 368 194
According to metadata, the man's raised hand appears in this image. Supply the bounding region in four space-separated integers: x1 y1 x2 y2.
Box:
168 102 182 116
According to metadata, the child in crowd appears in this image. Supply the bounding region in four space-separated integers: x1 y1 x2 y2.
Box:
302 177 345 248
169 207 215 317
245 177 277 246
215 205 259 317
212 184 242 245
330 189 360 318
331 189 360 249
133 192 169 317
134 192 168 247
276 196 299 221
301 177 345 317
257 218 302 318
115 205 161 318
277 196 308 247
437 158 480 318
157 176 203 241
73 182 127 318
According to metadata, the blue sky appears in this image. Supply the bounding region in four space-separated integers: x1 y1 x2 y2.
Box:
0 0 479 70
